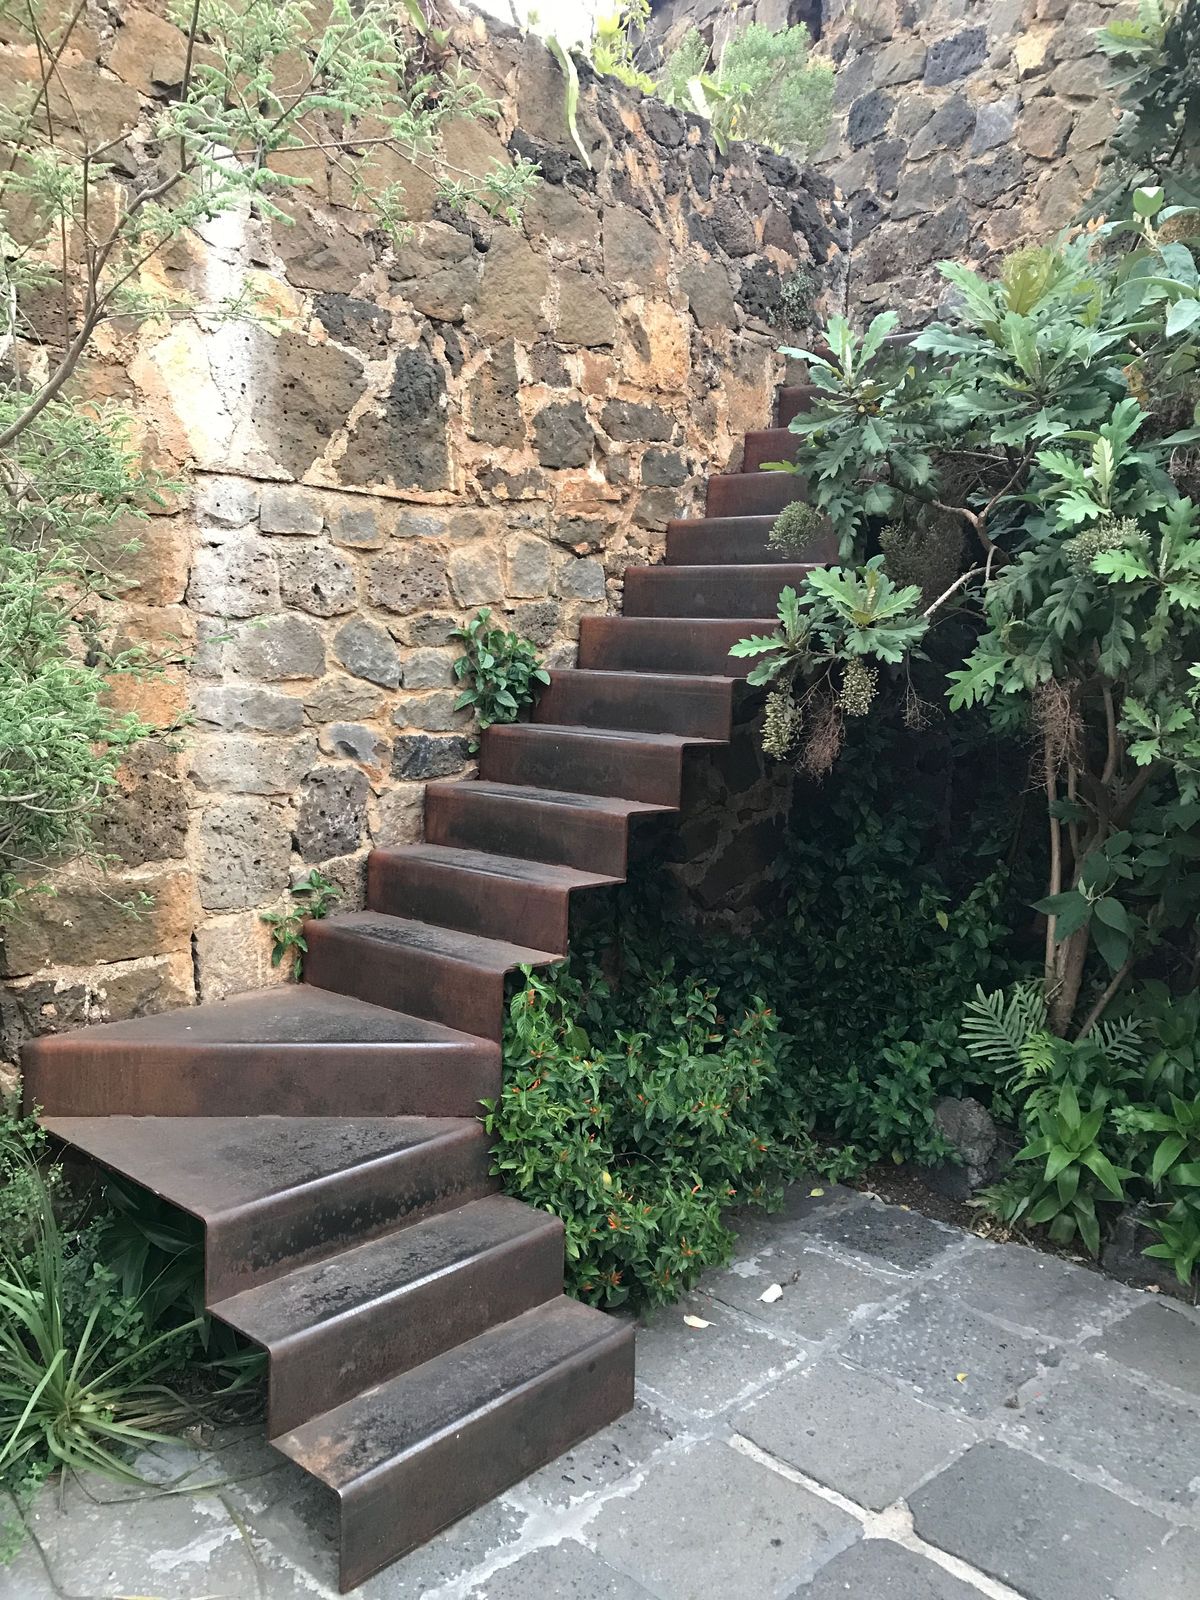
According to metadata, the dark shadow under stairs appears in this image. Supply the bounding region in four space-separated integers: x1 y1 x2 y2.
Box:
22 382 830 1592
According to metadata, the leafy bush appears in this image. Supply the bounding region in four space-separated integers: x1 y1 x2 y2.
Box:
451 608 550 740
485 922 845 1309
965 981 1200 1279
1093 0 1200 217
658 22 833 158
747 218 1200 1040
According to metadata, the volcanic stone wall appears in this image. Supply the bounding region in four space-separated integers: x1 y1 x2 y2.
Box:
814 0 1122 322
0 2 846 1086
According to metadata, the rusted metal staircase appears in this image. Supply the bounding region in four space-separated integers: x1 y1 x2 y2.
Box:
22 383 829 1592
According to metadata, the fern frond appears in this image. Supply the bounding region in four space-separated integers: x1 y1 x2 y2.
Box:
960 982 1049 1075
1093 1015 1146 1067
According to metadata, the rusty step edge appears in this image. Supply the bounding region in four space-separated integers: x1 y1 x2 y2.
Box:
621 563 818 619
478 723 712 807
534 669 735 739
424 781 668 877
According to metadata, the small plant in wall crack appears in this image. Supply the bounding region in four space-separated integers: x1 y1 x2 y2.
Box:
261 870 341 978
451 609 550 746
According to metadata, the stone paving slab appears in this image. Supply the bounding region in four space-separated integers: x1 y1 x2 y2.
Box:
1115 1528 1200 1600
633 1292 807 1420
737 1357 976 1510
1016 1354 1200 1508
587 1438 860 1600
936 1241 1139 1340
841 1286 1056 1419
509 1401 676 1510
705 1243 899 1341
464 1542 657 1599
799 1197 963 1271
1086 1300 1200 1398
909 1440 1178 1600
789 1538 984 1598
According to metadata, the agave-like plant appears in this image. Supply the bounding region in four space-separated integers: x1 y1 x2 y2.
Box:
0 1139 200 1490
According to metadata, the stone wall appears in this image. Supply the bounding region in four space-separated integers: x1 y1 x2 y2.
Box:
813 0 1123 323
0 3 846 1086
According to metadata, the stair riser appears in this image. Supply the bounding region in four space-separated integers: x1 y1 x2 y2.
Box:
742 429 802 472
535 673 733 739
705 470 806 518
664 516 837 567
367 853 572 953
578 617 768 676
337 1326 635 1591
304 922 531 1041
776 384 818 426
480 728 686 806
622 564 816 619
425 786 634 876
205 1127 494 1302
23 1040 498 1120
251 1222 565 1437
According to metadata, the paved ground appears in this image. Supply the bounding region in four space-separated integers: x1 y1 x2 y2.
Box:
5 1184 1199 1599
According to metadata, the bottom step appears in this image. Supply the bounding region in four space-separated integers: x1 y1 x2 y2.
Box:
276 1296 635 1591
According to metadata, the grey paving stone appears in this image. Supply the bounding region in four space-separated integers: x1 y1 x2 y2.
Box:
729 1182 867 1250
635 1293 807 1419
738 1358 976 1510
1116 1528 1200 1600
589 1439 859 1600
358 1497 528 1599
841 1288 1053 1418
1017 1355 1200 1508
936 1242 1138 1340
707 1244 898 1340
909 1441 1175 1600
1088 1301 1200 1399
512 1402 676 1508
466 1541 657 1598
22 1471 264 1598
802 1200 960 1271
790 1538 982 1598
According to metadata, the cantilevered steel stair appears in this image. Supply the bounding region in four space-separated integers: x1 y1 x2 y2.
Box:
22 381 829 1591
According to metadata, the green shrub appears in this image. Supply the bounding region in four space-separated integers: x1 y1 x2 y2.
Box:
967 980 1200 1279
658 22 833 159
485 935 842 1309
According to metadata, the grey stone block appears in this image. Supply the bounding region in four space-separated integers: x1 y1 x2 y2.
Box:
229 616 325 681
739 1358 976 1510
278 543 357 616
1116 1529 1200 1600
1018 1355 1200 1507
187 537 280 618
513 1401 675 1509
635 1294 806 1419
707 1244 895 1340
259 484 324 535
195 474 259 527
936 1242 1138 1340
22 1466 265 1599
589 1439 858 1600
910 1442 1175 1600
791 1539 981 1598
334 618 402 689
842 1289 1052 1418
802 1199 959 1271
466 1542 655 1598
1087 1302 1200 1398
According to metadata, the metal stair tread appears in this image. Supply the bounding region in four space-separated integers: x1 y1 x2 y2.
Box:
489 722 722 748
40 1115 472 1219
275 1297 629 1483
372 843 619 891
320 911 560 973
426 779 673 816
212 1195 559 1350
28 986 488 1053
